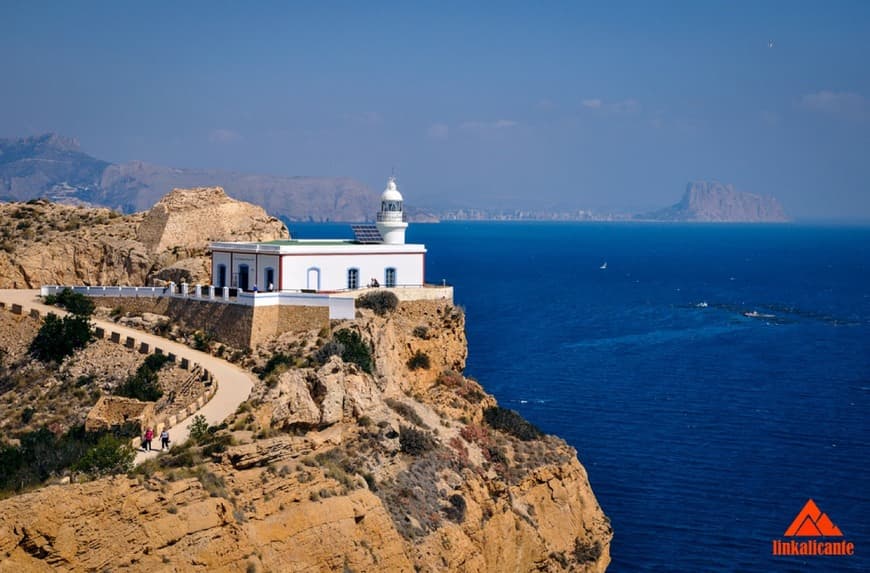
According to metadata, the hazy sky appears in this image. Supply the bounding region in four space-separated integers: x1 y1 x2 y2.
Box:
2 1 869 218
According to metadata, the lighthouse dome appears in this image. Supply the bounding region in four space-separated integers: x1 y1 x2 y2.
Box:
381 177 403 202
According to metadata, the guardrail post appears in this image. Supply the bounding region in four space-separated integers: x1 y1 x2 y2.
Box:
209 285 216 300
222 286 229 301
168 281 175 296
181 282 188 296
194 284 202 298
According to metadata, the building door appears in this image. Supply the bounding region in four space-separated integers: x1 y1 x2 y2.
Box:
217 265 227 288
238 264 250 291
385 267 396 287
347 268 359 290
307 268 320 291
265 268 275 291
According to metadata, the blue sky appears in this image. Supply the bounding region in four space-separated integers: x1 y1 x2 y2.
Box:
2 1 869 218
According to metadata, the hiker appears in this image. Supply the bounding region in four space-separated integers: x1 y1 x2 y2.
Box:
143 427 154 451
268 282 274 292
160 429 170 450
252 283 258 293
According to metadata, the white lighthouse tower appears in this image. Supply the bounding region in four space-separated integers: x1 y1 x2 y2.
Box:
376 176 408 245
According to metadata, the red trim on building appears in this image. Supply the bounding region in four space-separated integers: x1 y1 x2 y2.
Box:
278 256 283 291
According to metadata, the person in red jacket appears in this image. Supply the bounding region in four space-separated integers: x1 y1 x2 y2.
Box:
143 427 154 451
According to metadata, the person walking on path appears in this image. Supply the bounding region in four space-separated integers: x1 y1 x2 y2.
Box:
160 429 170 450
143 427 154 451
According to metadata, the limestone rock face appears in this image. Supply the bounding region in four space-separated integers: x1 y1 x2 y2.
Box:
258 357 393 430
0 473 413 572
0 300 612 572
0 188 288 288
136 186 287 252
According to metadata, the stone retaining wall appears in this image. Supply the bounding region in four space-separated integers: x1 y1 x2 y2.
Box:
92 296 328 348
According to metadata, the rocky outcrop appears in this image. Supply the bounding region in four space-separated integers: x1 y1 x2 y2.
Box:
136 186 287 252
644 180 789 222
0 188 288 288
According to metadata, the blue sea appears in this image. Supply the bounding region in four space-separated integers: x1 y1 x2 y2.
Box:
291 222 870 572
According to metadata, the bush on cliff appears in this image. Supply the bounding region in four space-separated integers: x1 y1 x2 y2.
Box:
356 291 399 316
0 425 130 493
406 350 430 371
332 329 373 373
29 313 94 363
312 341 345 365
483 406 543 441
399 425 434 456
73 434 135 476
115 353 170 402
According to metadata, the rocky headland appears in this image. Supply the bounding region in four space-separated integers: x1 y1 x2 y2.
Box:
641 180 789 222
0 189 612 572
0 296 612 572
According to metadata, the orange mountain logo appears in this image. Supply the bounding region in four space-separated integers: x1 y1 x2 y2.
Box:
784 499 843 537
772 499 855 557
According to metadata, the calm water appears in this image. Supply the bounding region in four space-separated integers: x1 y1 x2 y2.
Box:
291 222 870 572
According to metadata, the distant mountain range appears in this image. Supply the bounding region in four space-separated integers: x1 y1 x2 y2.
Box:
1 133 788 223
0 133 410 222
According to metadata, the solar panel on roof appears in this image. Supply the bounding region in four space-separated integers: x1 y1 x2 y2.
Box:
351 224 383 244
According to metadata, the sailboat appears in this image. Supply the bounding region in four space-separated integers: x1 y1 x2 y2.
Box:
599 261 607 270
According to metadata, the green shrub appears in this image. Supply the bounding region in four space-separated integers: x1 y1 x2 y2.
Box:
399 426 434 456
412 325 430 339
189 415 209 443
356 291 399 316
192 330 214 351
406 350 430 371
312 341 345 365
20 407 34 424
43 288 95 316
333 329 373 373
482 406 543 441
115 353 169 402
29 313 94 363
73 434 135 476
258 352 294 379
0 425 122 493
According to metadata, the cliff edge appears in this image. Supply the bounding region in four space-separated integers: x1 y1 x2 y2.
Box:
0 300 612 572
0 188 288 288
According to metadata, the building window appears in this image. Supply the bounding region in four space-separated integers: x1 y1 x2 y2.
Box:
217 264 227 288
385 267 396 287
347 268 359 290
306 267 320 291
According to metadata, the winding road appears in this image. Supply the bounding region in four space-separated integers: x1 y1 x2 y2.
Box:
0 289 255 464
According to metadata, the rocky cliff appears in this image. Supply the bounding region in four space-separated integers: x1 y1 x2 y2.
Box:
0 187 287 288
0 300 612 572
644 181 789 222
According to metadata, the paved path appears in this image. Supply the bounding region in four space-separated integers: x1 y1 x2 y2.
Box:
0 289 255 464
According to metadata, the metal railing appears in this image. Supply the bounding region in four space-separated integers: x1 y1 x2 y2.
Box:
376 211 408 222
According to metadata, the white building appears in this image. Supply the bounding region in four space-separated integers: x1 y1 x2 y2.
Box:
210 177 426 292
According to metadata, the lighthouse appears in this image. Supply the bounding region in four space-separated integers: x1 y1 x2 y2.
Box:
375 176 409 245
